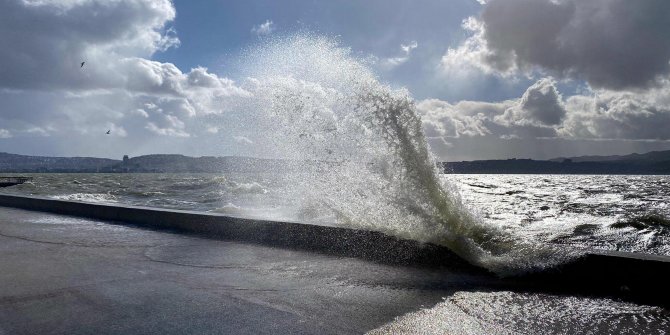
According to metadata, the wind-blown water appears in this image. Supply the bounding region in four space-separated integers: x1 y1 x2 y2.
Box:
216 35 570 274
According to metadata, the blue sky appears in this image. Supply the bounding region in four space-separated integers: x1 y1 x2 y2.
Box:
1 0 669 161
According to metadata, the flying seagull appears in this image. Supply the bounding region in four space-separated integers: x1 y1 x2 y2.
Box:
106 130 111 135
80 62 85 68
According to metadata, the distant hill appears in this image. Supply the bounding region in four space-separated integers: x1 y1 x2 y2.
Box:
0 152 119 173
444 150 670 174
113 154 288 173
549 150 670 163
0 152 290 173
3 150 670 174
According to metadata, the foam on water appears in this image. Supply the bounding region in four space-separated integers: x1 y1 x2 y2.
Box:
369 291 670 335
52 192 118 204
230 35 575 274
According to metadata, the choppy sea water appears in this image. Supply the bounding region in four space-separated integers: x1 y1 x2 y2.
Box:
369 290 670 335
2 173 669 258
446 174 670 256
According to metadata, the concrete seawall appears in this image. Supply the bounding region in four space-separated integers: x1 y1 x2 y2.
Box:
0 194 470 269
0 194 668 307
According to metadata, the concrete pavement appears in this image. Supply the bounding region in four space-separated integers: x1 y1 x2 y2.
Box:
0 206 490 334
1 203 669 334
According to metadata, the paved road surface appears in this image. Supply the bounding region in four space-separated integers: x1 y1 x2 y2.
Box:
0 206 492 335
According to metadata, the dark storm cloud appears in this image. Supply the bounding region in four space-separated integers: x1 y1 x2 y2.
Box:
480 0 670 90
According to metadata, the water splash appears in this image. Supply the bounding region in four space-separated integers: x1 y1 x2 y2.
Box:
230 35 575 274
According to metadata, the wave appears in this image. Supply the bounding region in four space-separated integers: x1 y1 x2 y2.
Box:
228 181 267 194
228 34 576 274
611 212 670 231
210 203 244 215
52 193 118 204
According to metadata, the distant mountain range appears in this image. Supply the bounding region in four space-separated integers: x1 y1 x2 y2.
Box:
548 150 670 163
443 150 670 174
0 152 118 173
2 150 670 174
0 152 286 173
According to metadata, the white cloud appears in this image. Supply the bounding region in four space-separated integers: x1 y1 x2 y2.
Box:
380 41 418 70
418 99 493 138
132 109 150 118
146 122 190 138
401 41 418 55
25 127 50 137
251 20 275 36
0 0 178 91
560 82 670 140
495 78 566 126
440 17 518 78
0 0 249 150
419 77 670 145
419 78 564 141
233 135 253 144
0 129 12 139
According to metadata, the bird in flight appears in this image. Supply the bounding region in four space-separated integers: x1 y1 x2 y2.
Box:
106 130 111 135
80 62 85 68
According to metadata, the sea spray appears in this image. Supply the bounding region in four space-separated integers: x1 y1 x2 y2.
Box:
226 35 577 274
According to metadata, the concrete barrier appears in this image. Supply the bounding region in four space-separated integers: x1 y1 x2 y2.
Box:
0 194 472 269
0 194 668 307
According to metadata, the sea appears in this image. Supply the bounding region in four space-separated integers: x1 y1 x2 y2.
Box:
2 172 669 258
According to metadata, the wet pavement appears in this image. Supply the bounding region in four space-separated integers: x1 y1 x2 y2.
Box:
0 206 489 335
1 206 668 334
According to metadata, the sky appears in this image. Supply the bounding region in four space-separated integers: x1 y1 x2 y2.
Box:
1 0 670 161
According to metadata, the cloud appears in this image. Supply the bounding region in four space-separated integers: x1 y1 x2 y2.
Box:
419 77 670 149
561 82 670 140
0 0 249 151
146 121 190 138
0 129 12 139
418 99 493 138
495 78 566 126
380 41 418 70
440 17 517 78
233 135 253 144
429 0 670 159
251 20 275 36
454 0 670 90
0 0 178 91
418 78 563 141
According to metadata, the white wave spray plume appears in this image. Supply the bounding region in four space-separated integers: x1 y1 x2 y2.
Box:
228 35 576 275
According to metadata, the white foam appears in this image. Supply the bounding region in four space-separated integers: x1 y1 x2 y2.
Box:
52 193 117 204
369 291 668 335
